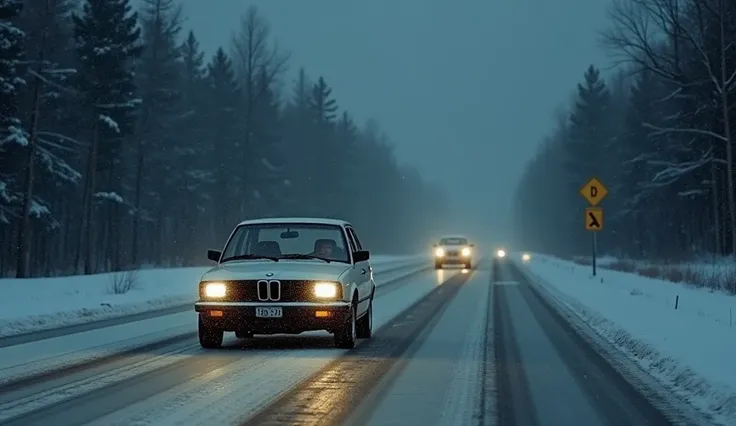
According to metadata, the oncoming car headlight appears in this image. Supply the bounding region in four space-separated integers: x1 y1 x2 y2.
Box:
314 282 338 298
204 282 226 298
522 253 531 262
461 247 471 257
496 249 506 258
434 247 445 257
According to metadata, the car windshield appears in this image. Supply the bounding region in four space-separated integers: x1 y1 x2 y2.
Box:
440 238 468 246
221 223 351 263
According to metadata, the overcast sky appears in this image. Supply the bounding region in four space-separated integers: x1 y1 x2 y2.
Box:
174 0 611 244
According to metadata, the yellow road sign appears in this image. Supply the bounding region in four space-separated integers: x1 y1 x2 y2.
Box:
580 177 608 206
585 207 603 231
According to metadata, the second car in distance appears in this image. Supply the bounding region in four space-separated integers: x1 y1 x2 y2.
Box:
433 235 474 269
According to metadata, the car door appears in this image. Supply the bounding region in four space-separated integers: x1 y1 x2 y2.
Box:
345 226 370 315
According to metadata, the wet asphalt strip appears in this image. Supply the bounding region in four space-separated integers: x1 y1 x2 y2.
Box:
0 265 443 426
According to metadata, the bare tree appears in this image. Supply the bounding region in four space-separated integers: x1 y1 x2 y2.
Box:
602 0 736 253
230 5 290 218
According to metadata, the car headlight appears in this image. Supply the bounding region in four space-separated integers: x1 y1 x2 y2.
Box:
461 247 471 256
204 282 226 298
314 282 338 298
496 249 506 258
522 253 531 262
434 247 445 257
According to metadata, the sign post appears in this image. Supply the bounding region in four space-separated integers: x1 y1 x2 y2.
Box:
580 178 608 276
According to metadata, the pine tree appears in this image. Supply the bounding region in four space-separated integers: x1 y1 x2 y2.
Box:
307 76 339 214
73 0 142 273
309 76 338 124
14 0 81 277
565 65 611 254
130 0 183 265
204 48 241 238
173 30 208 264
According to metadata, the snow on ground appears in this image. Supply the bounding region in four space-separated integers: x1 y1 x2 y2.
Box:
513 252 736 426
570 254 736 295
0 255 424 338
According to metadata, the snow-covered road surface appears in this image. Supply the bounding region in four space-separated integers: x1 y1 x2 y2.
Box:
1 256 716 426
0 260 431 386
343 266 491 426
514 252 736 425
0 265 461 425
493 260 709 426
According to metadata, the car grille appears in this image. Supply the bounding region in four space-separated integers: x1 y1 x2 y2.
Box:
446 250 459 256
201 280 343 302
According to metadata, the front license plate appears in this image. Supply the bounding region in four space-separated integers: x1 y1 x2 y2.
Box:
255 307 283 318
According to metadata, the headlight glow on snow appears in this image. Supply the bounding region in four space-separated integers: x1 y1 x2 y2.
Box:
314 282 338 298
204 282 227 298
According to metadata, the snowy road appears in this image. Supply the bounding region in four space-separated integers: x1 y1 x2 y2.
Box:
0 264 464 426
0 257 711 426
492 260 679 426
343 260 701 426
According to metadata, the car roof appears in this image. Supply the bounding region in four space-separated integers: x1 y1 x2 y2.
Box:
237 217 352 227
439 235 469 240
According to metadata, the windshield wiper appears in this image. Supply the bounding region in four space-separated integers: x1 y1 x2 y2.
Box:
220 254 280 263
277 253 331 263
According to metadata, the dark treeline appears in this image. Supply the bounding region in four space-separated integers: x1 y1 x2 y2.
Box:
0 0 447 278
513 0 736 261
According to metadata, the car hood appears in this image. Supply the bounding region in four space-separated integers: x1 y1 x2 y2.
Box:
200 260 352 282
440 245 468 250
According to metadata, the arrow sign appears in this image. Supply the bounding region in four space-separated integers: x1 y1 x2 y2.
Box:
585 207 603 231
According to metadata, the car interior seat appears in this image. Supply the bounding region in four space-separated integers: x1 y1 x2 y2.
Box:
254 241 282 257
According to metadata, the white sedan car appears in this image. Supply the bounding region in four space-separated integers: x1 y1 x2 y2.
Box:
433 235 474 269
194 217 375 349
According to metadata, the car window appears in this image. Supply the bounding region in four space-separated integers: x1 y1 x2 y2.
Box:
440 237 468 245
348 228 364 250
221 223 350 263
344 228 358 252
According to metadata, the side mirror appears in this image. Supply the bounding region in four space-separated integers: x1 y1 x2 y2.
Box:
470 244 475 247
353 250 370 262
207 249 222 262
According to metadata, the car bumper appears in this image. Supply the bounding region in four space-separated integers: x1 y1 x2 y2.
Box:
194 301 352 334
435 256 471 264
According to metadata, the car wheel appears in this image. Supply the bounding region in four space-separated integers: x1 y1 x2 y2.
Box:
198 315 224 349
434 261 442 269
235 330 253 339
356 301 373 339
335 304 357 349
465 262 472 269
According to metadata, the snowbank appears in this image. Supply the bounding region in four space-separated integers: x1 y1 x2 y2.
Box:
0 255 424 338
569 255 736 295
513 252 736 426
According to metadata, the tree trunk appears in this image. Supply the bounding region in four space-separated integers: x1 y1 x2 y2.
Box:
711 161 722 255
131 144 144 266
15 1 50 278
83 117 100 274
